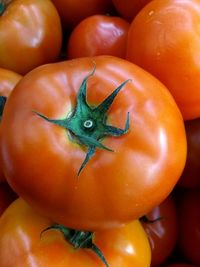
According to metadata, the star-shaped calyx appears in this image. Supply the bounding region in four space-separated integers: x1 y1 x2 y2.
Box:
34 66 130 175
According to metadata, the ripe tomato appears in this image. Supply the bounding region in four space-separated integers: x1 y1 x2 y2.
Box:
0 198 151 267
0 0 62 75
0 56 186 231
176 189 200 266
126 0 200 120
112 0 152 21
0 68 22 182
177 118 200 188
67 15 130 59
141 195 178 267
51 0 114 30
0 182 17 216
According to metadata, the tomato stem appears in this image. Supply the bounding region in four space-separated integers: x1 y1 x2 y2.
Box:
41 224 110 267
33 65 130 175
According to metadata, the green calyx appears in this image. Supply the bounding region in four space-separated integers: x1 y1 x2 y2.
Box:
0 96 7 120
0 0 10 15
41 224 109 267
34 66 130 175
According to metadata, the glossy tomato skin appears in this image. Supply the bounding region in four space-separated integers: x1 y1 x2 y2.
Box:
177 189 200 266
0 0 62 75
141 195 178 267
0 68 22 182
0 56 186 231
126 0 200 120
67 15 130 59
178 118 200 188
0 198 151 267
51 0 114 30
112 0 152 21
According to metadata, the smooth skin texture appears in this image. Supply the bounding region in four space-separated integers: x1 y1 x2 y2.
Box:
0 0 62 74
126 0 200 120
67 15 130 59
0 68 22 182
0 56 187 231
0 198 151 267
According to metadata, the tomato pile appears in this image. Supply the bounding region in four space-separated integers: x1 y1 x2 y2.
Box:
0 0 199 266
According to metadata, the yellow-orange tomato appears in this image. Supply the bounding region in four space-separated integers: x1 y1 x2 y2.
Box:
126 0 200 120
0 0 62 75
0 68 22 182
0 198 151 267
0 56 186 231
67 15 130 59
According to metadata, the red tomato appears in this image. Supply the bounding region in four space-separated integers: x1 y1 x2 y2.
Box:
177 118 200 188
0 0 62 74
0 68 22 182
67 15 130 59
0 56 186 231
0 198 151 267
141 195 178 267
0 182 17 216
112 0 152 21
51 0 114 30
126 0 200 120
177 189 200 266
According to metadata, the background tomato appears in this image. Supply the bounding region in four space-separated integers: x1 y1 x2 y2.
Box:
66 15 130 59
126 0 200 120
51 0 114 31
141 195 178 267
0 0 62 74
112 0 152 21
176 189 200 266
0 68 22 182
177 118 200 188
0 198 151 267
0 56 186 231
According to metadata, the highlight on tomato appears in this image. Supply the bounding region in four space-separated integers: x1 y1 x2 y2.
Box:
126 0 200 120
66 15 130 59
0 198 151 267
0 55 187 231
0 0 62 75
0 68 22 182
141 195 178 267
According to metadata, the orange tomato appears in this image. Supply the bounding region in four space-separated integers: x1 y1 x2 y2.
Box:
126 0 200 120
0 0 62 74
0 198 151 267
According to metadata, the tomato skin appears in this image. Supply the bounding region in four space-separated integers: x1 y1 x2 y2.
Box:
67 15 130 59
126 0 200 120
0 56 186 231
0 198 151 267
51 0 113 30
0 0 62 75
141 196 178 267
0 68 22 182
112 0 152 21
177 189 200 266
178 118 200 188
0 182 17 216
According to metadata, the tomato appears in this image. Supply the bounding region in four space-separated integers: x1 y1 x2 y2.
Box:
176 189 200 266
0 0 62 75
164 264 196 267
51 0 114 30
0 68 22 182
141 195 178 267
111 0 152 22
0 182 17 216
177 118 200 188
66 15 130 59
0 197 151 267
0 56 186 231
126 0 200 120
